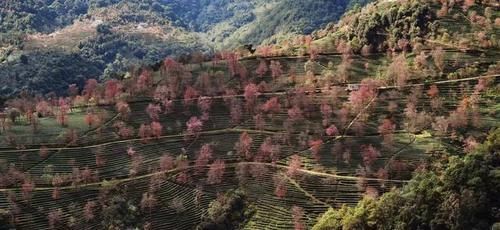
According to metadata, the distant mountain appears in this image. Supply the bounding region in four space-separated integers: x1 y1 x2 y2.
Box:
0 0 371 99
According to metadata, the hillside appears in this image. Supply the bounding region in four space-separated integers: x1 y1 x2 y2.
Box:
0 0 370 99
0 0 498 229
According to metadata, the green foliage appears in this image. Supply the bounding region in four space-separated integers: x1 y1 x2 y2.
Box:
101 193 141 229
313 128 500 230
198 189 254 230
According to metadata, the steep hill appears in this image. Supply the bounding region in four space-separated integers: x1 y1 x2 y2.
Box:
0 0 498 229
0 0 370 99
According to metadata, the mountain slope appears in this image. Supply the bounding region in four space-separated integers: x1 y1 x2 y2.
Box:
0 0 371 99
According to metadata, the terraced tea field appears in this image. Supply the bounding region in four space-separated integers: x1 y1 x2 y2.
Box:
0 48 498 229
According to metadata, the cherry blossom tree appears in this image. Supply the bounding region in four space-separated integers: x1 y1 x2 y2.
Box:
56 98 70 127
386 54 410 86
115 101 131 119
83 79 98 100
137 70 152 93
129 153 144 177
348 79 379 114
139 124 152 141
261 97 280 117
146 103 162 121
256 60 268 78
51 174 64 200
336 40 353 82
186 116 203 138
183 86 199 107
235 132 253 160
244 83 259 112
104 79 122 101
287 154 302 178
84 112 96 128
36 100 51 117
376 168 389 188
195 144 214 174
292 206 305 230
198 96 212 121
207 159 226 184
378 118 396 148
48 209 62 229
320 102 333 127
114 121 134 139
259 137 280 163
325 124 339 137
140 192 158 213
94 147 106 167
83 201 97 221
274 175 287 198
230 99 243 125
150 121 163 139
362 145 380 170
254 113 265 130
160 154 174 171
309 139 323 162
270 60 283 81
175 156 191 184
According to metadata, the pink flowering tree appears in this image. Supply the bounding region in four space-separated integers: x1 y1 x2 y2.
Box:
292 206 305 230
256 60 268 78
244 83 259 112
146 103 162 121
195 144 214 174
235 132 253 160
309 139 323 162
207 159 226 184
230 99 243 125
150 121 163 139
115 101 131 120
270 60 283 81
362 145 381 170
259 137 280 163
287 154 302 178
261 97 281 118
378 118 396 148
183 86 199 107
274 175 287 198
186 116 203 138
160 154 174 171
198 96 212 121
